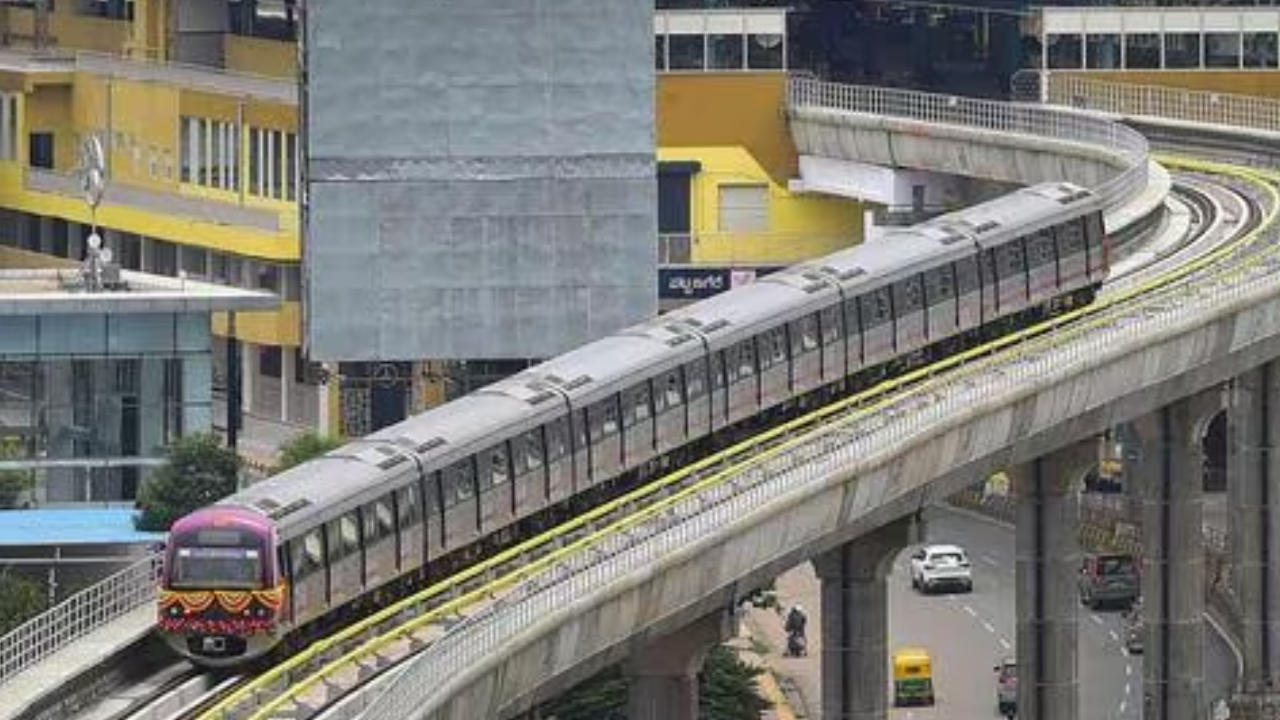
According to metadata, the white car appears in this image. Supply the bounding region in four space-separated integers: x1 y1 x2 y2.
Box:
909 544 973 594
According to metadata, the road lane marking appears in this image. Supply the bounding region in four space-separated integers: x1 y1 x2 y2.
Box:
981 554 1000 567
1126 664 1133 677
999 638 1012 650
982 620 996 634
1091 614 1106 626
963 605 978 617
1110 630 1121 641
1125 681 1131 695
1120 700 1128 714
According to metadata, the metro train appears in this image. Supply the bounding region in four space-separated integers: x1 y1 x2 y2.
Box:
157 182 1108 666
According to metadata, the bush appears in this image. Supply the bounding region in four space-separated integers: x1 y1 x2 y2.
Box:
541 645 770 720
135 433 241 532
274 431 344 473
0 437 35 509
0 574 47 635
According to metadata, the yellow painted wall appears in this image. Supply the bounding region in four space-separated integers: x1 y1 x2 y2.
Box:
657 73 798 186
74 73 180 193
212 302 301 348
224 35 297 80
3 7 130 54
1067 71 1280 99
660 146 862 265
25 85 73 170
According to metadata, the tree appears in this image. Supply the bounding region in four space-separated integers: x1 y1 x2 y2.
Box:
0 437 35 509
0 573 47 635
542 645 770 720
274 431 344 473
135 433 241 532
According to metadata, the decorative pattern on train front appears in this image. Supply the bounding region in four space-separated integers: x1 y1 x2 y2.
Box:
158 585 286 635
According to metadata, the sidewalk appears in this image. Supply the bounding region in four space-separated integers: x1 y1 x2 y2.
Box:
735 562 824 720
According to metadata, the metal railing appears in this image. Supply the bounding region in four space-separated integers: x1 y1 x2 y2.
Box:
360 175 1280 720
786 75 1151 212
0 551 161 687
1013 71 1280 137
657 231 860 266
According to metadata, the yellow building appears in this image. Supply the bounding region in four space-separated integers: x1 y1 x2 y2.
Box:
0 3 864 446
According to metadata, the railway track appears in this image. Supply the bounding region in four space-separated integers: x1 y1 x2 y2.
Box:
158 158 1269 720
57 153 1265 720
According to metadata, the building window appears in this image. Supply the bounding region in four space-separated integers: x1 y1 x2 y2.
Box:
1205 33 1241 69
1125 33 1161 69
28 132 54 170
180 116 238 191
1245 32 1279 68
1045 34 1083 70
248 126 298 201
717 184 768 233
1164 33 1201 69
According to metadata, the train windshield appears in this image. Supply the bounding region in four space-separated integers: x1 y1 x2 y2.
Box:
170 527 266 590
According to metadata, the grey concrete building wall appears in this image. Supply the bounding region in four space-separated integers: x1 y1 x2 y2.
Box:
303 0 656 361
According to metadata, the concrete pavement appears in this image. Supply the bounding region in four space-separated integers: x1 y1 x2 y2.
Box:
741 505 1237 719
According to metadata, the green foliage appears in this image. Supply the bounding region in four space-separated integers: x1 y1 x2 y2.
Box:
0 437 35 509
274 432 344 473
699 646 771 720
135 433 241 532
0 573 47 635
542 646 770 720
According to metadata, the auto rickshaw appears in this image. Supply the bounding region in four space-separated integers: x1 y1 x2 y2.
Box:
892 647 935 707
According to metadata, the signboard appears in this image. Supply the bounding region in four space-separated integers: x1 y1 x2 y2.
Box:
658 266 786 301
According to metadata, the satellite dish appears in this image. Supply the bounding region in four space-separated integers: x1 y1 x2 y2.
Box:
78 135 106 210
99 247 113 264
86 232 101 250
753 34 783 49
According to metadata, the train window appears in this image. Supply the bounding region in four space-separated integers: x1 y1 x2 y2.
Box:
955 257 978 294
1027 231 1057 268
486 445 509 486
363 506 379 543
820 305 842 344
295 530 324 576
685 361 706 400
997 241 1026 277
631 383 652 423
339 513 361 555
894 276 924 313
772 327 788 361
737 340 756 378
844 298 861 337
427 472 444 515
859 287 892 328
924 265 954 304
663 371 683 409
572 412 587 452
756 334 774 371
1086 213 1104 248
546 419 566 462
397 484 420 525
446 459 476 504
375 500 395 536
798 315 819 351
520 430 544 471
589 398 620 437
1056 220 1085 255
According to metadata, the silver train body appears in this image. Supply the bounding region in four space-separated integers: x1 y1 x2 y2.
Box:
162 182 1108 666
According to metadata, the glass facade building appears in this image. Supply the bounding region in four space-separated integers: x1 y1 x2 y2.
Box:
0 268 275 505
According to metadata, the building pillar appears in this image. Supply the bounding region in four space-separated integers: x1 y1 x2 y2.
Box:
280 347 292 423
1229 363 1280 718
1013 440 1092 720
813 519 912 720
1133 391 1220 720
624 610 729 720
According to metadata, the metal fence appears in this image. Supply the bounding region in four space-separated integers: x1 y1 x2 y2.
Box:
0 551 161 687
360 198 1280 720
1012 70 1280 138
786 75 1151 212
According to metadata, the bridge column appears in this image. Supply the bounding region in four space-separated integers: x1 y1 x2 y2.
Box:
813 518 912 720
1229 363 1280 718
1012 440 1093 720
1133 391 1221 720
625 611 729 720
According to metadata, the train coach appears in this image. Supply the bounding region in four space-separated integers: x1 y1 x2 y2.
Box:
157 182 1108 666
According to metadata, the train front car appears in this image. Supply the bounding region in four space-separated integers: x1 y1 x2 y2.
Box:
157 506 285 666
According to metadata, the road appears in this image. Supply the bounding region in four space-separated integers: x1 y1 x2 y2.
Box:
744 505 1238 719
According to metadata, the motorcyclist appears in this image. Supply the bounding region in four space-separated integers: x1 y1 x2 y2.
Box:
784 604 808 657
